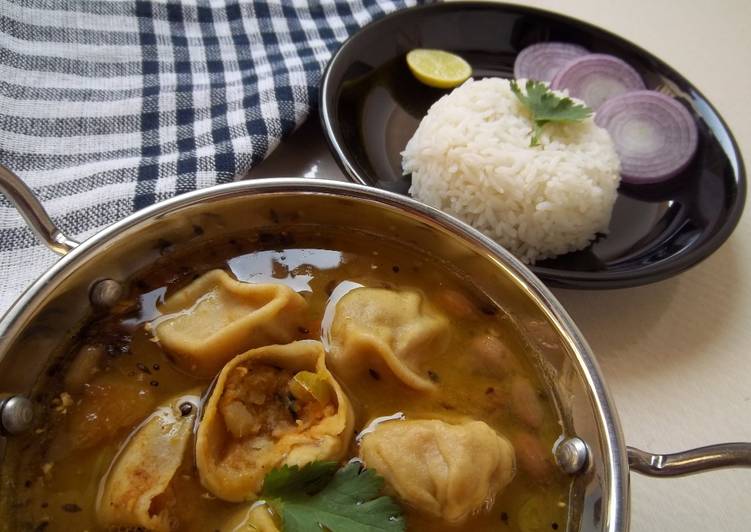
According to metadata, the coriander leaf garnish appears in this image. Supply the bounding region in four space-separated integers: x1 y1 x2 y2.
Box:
510 79 592 147
261 461 406 532
262 461 339 498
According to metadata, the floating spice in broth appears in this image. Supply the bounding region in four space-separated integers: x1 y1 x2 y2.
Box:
0 227 570 531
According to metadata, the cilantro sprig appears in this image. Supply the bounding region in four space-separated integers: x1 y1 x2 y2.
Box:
261 461 405 532
510 79 592 147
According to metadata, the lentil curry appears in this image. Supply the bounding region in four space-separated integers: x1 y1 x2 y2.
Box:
1 226 570 531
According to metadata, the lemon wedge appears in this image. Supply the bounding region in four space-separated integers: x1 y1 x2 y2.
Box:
406 49 472 89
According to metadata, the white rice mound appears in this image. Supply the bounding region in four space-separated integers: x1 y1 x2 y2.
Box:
403 77 621 264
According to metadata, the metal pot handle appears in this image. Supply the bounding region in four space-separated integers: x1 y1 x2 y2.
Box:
627 443 751 477
0 165 79 255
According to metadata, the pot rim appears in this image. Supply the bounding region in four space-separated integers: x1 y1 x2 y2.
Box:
0 178 629 531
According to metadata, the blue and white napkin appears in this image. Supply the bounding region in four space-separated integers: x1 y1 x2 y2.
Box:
0 0 419 314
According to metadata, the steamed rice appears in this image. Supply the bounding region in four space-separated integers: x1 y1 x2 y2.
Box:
403 78 620 264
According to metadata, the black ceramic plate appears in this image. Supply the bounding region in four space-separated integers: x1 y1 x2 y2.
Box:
319 2 746 289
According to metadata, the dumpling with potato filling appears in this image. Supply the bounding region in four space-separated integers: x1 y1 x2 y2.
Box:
328 287 448 392
358 419 516 524
96 391 199 532
152 269 307 377
196 340 354 502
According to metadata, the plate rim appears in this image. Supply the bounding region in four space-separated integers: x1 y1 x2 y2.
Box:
319 1 747 289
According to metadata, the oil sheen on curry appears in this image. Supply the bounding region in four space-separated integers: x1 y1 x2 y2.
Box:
1 226 570 532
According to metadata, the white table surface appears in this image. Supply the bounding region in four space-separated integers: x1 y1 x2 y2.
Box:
250 1 751 530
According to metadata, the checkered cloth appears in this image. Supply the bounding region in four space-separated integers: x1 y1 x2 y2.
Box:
0 0 420 315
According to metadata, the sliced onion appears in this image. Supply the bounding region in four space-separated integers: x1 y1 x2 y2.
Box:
551 53 645 109
595 90 698 184
513 42 589 82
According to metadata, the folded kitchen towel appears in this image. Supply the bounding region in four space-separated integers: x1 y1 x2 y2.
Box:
0 0 420 315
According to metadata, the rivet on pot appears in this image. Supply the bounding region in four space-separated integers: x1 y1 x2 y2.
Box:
0 395 35 436
90 279 123 308
554 436 589 474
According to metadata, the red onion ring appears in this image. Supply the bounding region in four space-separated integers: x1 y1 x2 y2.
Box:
551 54 645 110
513 42 589 82
595 90 698 184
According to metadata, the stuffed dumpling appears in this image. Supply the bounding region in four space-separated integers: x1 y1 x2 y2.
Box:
196 340 354 502
327 287 448 391
358 418 516 524
218 503 280 532
96 391 200 531
152 269 307 377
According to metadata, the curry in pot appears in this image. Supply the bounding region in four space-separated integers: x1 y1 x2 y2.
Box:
1 227 570 531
